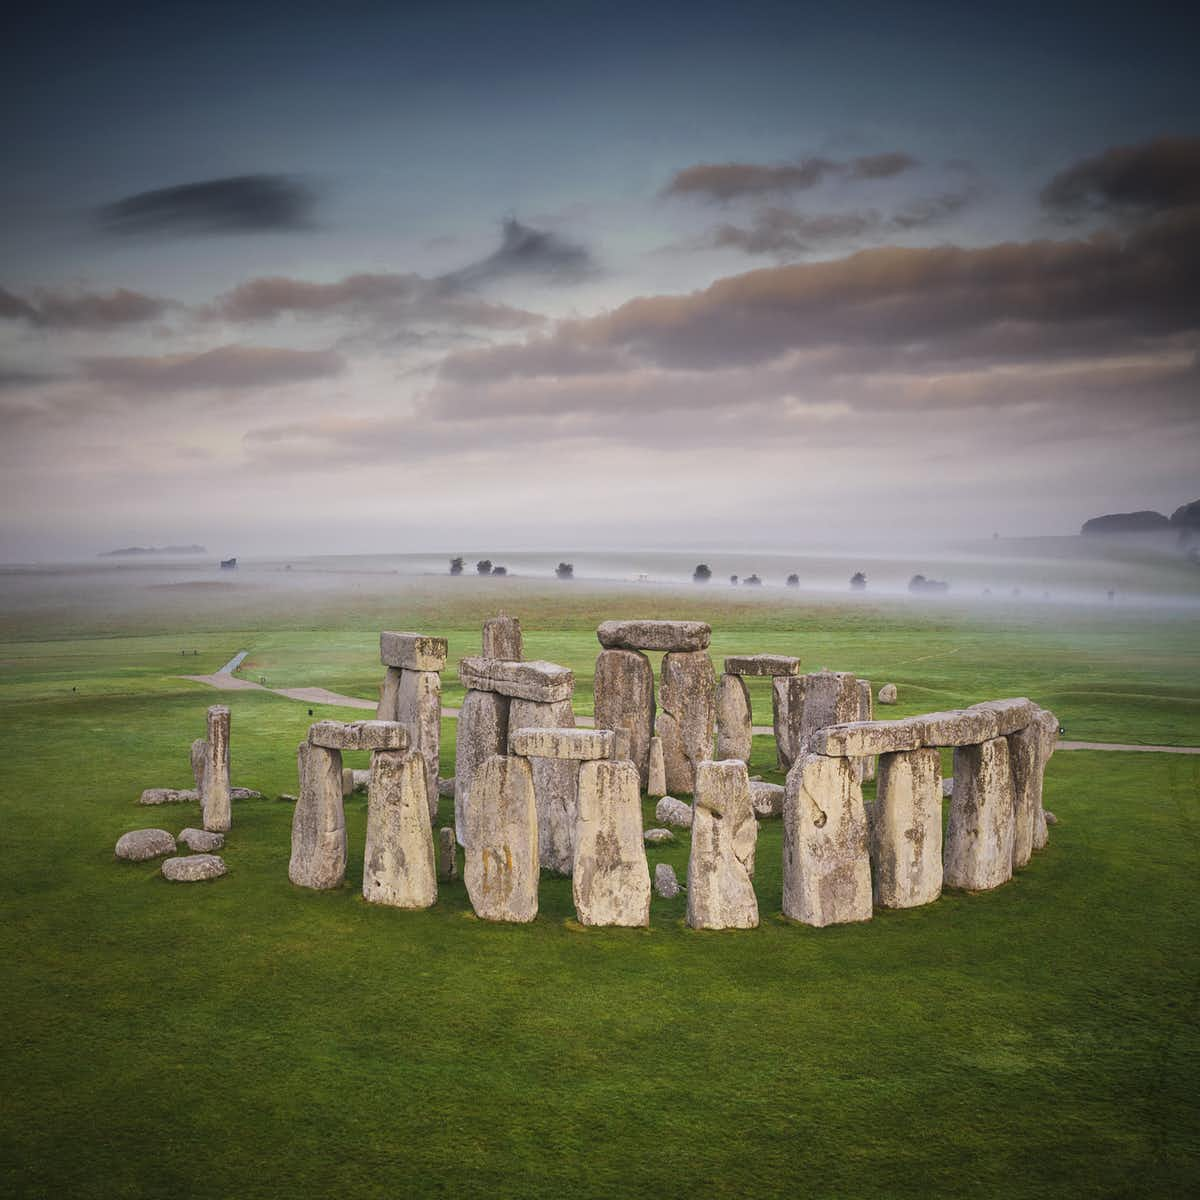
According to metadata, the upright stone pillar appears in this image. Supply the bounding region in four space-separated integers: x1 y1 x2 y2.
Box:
594 649 655 787
454 690 510 847
716 673 753 763
1006 722 1042 870
464 755 539 922
396 669 442 822
783 753 872 926
289 742 346 889
377 667 402 720
573 759 651 927
772 677 806 771
647 735 667 797
362 749 437 908
945 737 1015 891
686 760 758 930
658 650 716 794
509 696 578 875
190 737 207 791
871 747 942 908
797 671 860 760
202 705 231 833
482 614 523 660
1032 708 1059 851
857 678 876 783
437 826 458 882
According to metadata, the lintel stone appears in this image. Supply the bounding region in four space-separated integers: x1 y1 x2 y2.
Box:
308 719 409 751
379 631 449 672
509 727 614 760
723 654 801 677
596 619 711 652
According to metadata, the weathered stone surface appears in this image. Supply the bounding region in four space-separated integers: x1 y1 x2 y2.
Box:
438 777 455 798
687 760 758 930
162 854 226 882
656 795 693 829
341 768 370 796
396 668 442 821
190 738 207 791
379 631 448 672
969 697 1038 737
377 666 402 720
482 614 523 661
510 697 578 875
572 759 651 927
654 863 681 898
362 749 437 908
138 787 199 805
597 619 711 652
437 826 458 882
945 737 1015 891
644 827 674 843
658 650 716 794
230 787 262 801
716 673 753 763
871 748 942 908
454 689 510 848
772 675 806 771
1032 708 1059 850
464 755 539 922
115 828 176 861
594 649 655 787
1045 810 1058 825
797 672 861 760
810 719 925 758
750 780 785 818
611 727 632 762
289 742 346 890
308 719 408 752
647 735 667 797
878 683 898 705
942 777 954 798
178 827 224 852
723 654 801 677
202 705 231 834
920 708 1001 747
509 727 614 760
1007 721 1043 870
458 657 574 703
857 679 876 783
782 753 872 927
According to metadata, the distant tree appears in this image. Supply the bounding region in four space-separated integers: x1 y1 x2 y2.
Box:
744 573 762 587
492 565 507 576
693 563 712 583
786 573 800 588
909 573 948 594
556 562 574 580
850 571 867 591
730 574 739 586
476 559 493 575
449 556 464 575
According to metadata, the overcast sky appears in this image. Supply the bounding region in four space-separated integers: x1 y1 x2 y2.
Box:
2 0 1198 560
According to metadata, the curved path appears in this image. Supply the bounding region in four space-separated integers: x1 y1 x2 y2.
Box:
182 654 1200 754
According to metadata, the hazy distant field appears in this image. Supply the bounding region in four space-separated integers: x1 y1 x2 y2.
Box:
2 553 1198 1197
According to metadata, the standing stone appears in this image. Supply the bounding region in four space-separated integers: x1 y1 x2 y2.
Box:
797 672 860 760
871 748 942 908
647 736 667 797
654 863 681 899
716 673 753 763
782 753 872 927
362 749 437 909
772 676 806 771
396 668 442 823
289 741 346 890
658 650 716 794
377 666 402 720
749 780 785 818
1031 708 1059 851
202 705 231 833
686 760 758 930
611 726 632 763
438 826 458 882
1007 722 1043 870
945 737 1015 891
572 759 651 927
857 678 876 782
190 738 207 791
482 614 523 660
454 689 510 848
509 696 578 875
594 648 655 787
464 755 539 923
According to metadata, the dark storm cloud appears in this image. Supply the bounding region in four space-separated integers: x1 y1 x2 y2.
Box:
95 175 317 236
82 344 344 390
662 152 919 201
1041 136 1200 218
442 218 597 286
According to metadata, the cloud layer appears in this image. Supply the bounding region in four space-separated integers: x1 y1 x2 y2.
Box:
662 152 918 201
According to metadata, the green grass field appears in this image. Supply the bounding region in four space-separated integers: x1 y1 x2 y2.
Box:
2 577 1198 1197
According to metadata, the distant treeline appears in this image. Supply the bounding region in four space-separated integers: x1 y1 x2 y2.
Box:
1082 499 1199 536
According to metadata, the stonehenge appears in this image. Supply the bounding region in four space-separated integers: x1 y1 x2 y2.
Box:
362 749 437 909
201 705 231 833
454 689 510 848
687 760 758 929
944 737 1016 891
869 748 942 908
463 754 540 922
508 697 580 874
115 828 177 861
162 854 227 882
658 649 717 793
594 648 655 787
715 672 753 762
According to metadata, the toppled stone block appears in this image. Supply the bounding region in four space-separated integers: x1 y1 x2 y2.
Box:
716 673 753 763
871 748 942 908
659 650 716 794
230 787 262 801
162 854 226 882
482 614 523 660
308 720 409 752
644 828 674 844
809 719 925 758
750 780 785 818
139 787 199 805
509 727 614 760
723 654 801 677
594 649 655 786
455 689 510 848
878 683 898 705
596 619 711 652
379 631 449 672
115 829 176 861
363 749 437 909
179 828 224 852
510 697 578 875
654 863 681 898
464 755 539 923
945 737 1015 891
687 760 758 930
458 657 574 703
656 795 693 829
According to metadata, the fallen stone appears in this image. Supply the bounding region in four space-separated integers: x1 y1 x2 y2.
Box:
782 753 872 927
438 777 456 798
362 749 437 909
723 654 801 677
230 787 262 801
945 737 1015 891
464 755 539 922
510 697 578 875
178 828 224 853
396 667 442 821
597 619 711 652
509 727 614 760
437 825 458 881
656 795 693 829
1045 810 1058 825
797 671 861 759
278 793 298 803
658 649 716 794
454 689 510 848
968 698 1038 737
654 863 681 898
379 631 449 672
749 780 785 818
202 705 232 834
138 787 199 805
289 741 346 890
647 734 667 797
572 759 651 927
308 720 408 752
772 675 807 772
644 827 674 843
687 760 758 929
115 828 176 861
870 748 942 908
716 673 753 763
594 648 655 787
482 614 523 661
809 718 925 758
458 657 574 704
878 683 898 705
162 854 226 882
